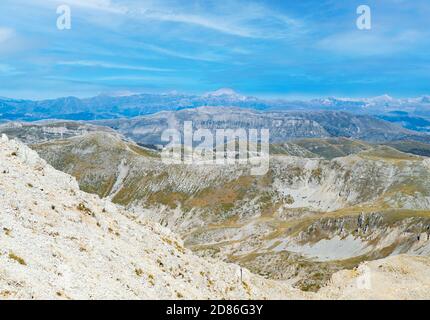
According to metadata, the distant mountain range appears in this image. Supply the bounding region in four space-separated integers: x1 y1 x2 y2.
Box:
2 89 430 129
95 107 430 145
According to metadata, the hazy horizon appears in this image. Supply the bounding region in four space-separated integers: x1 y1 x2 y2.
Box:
1 87 430 102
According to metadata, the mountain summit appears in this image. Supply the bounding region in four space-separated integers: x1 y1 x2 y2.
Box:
203 88 246 99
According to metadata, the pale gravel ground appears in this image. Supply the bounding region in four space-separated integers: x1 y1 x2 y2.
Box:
1 134 429 300
319 255 430 300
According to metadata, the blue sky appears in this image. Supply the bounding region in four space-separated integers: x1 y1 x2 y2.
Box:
0 0 429 100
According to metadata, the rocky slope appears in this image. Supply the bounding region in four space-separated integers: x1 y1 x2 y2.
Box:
2 134 430 299
0 134 305 299
31 132 430 291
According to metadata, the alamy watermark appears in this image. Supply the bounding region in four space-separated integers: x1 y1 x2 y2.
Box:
57 4 72 30
356 5 371 30
356 265 372 290
160 122 270 176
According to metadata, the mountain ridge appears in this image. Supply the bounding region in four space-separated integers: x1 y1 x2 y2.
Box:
2 91 430 123
93 107 429 145
30 131 430 291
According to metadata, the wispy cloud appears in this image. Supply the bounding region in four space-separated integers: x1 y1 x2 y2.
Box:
143 44 222 62
137 4 302 39
57 60 173 72
41 0 300 39
47 0 127 14
140 10 257 38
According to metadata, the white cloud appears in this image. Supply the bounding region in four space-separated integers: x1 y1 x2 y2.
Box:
0 27 14 43
140 10 257 38
135 2 301 39
143 44 222 62
57 60 173 72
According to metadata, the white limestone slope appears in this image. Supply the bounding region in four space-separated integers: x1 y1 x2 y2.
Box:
1 134 430 300
0 134 303 299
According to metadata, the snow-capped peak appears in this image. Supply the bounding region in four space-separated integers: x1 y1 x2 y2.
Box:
203 88 243 98
368 94 395 102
